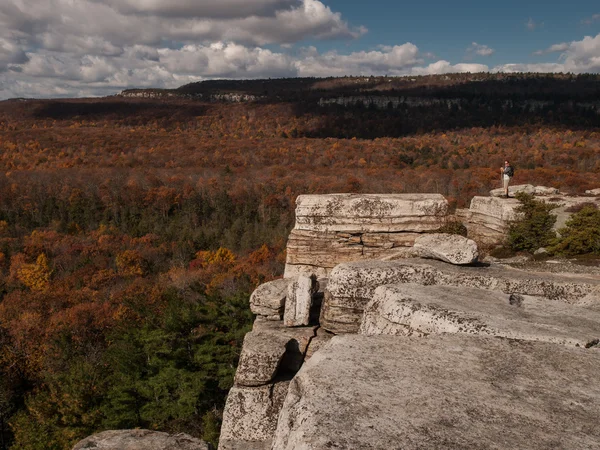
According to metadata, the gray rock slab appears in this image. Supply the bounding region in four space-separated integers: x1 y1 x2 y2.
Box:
323 259 600 333
293 194 448 233
272 334 600 450
250 278 290 318
219 381 290 450
284 275 318 327
234 331 290 387
489 184 536 197
251 317 318 373
360 284 600 347
73 430 210 450
585 188 600 195
283 229 419 278
413 233 479 265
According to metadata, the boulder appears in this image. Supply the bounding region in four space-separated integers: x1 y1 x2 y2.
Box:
534 186 560 196
73 430 210 450
413 233 478 265
249 278 290 319
251 317 319 373
284 194 448 277
293 193 448 233
585 188 600 195
322 259 600 334
271 334 600 450
218 381 290 450
284 275 318 327
458 196 521 246
359 284 600 347
490 183 536 197
234 332 290 387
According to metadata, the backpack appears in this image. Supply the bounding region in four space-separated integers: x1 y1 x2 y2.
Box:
505 165 514 177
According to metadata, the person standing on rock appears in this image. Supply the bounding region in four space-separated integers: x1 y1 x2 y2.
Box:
500 160 514 198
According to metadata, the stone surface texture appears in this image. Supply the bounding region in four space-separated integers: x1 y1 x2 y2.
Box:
234 332 290 387
73 430 210 450
413 233 479 265
271 334 600 450
585 188 600 195
249 278 290 319
359 284 600 346
489 184 560 198
322 259 600 333
218 382 290 450
284 275 318 327
284 194 448 277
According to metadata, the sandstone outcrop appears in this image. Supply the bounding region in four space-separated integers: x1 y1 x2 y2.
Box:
457 196 520 246
73 430 210 450
283 275 318 327
412 233 478 265
284 194 448 277
249 278 290 320
322 259 600 333
271 334 600 450
221 192 600 450
219 382 290 450
585 188 600 195
359 284 600 346
219 317 326 450
489 184 559 197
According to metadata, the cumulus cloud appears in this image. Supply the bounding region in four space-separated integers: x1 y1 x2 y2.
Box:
1 0 600 100
466 42 495 58
533 43 570 56
93 0 303 19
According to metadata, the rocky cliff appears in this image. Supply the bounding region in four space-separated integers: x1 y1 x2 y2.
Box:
220 191 600 450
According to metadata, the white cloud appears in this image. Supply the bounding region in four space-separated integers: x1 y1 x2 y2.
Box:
466 42 495 58
412 60 489 75
533 43 570 56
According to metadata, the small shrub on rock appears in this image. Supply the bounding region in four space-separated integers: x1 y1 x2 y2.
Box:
549 206 600 256
508 193 557 253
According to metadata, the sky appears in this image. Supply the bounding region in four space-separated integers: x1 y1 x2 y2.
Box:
0 0 599 99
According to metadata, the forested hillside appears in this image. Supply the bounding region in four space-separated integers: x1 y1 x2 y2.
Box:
0 73 599 449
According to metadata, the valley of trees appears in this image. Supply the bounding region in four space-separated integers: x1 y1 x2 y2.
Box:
0 74 599 449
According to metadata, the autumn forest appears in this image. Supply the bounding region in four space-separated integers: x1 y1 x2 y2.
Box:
0 73 600 449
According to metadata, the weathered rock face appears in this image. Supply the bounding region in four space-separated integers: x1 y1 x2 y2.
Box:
489 184 559 198
271 334 600 450
283 275 318 327
73 430 210 450
219 381 290 450
457 196 521 246
322 259 600 333
359 284 600 346
284 194 448 277
412 233 479 265
586 188 600 195
249 278 290 320
219 317 326 450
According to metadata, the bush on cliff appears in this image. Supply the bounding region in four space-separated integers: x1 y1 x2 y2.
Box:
508 193 557 252
548 205 600 256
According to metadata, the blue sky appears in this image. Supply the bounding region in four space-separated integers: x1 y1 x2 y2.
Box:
318 0 599 65
0 0 599 98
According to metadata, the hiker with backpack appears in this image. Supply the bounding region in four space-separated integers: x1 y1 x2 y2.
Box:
500 160 514 197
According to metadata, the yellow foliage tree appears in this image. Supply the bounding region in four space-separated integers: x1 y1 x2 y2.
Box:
17 253 52 291
115 250 149 277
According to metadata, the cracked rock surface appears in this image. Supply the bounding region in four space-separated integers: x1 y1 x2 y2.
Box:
272 334 600 450
73 430 210 450
360 283 600 347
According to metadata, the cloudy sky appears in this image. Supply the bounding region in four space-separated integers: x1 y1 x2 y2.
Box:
1 0 599 99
